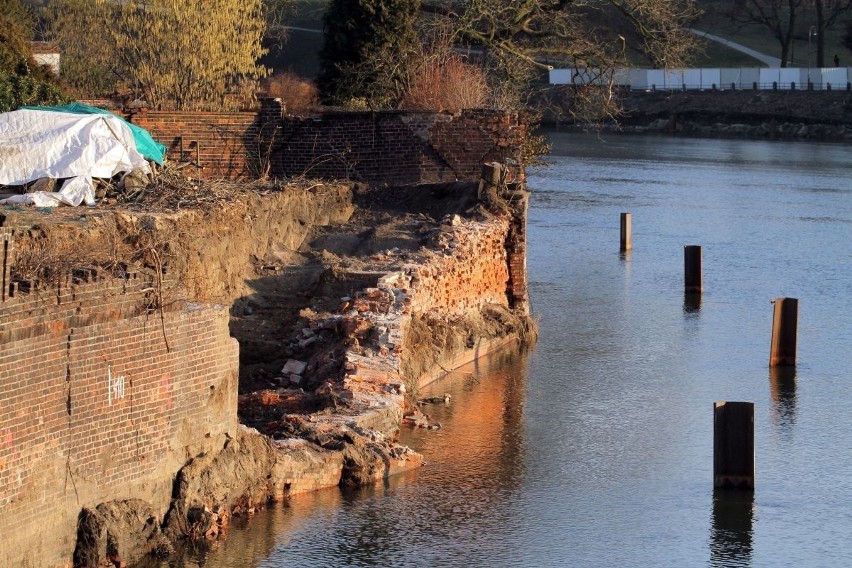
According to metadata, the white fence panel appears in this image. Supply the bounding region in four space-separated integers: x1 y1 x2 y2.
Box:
549 69 572 84
698 69 721 89
780 68 800 88
759 68 781 88
549 66 851 91
741 68 761 88
627 68 648 89
720 68 741 88
681 69 700 88
647 70 666 89
613 68 631 86
664 69 684 89
820 68 848 89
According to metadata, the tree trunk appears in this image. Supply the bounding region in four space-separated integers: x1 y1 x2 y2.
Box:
816 0 826 67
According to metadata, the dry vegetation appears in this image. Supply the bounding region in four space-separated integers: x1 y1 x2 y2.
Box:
401 52 489 112
262 71 319 114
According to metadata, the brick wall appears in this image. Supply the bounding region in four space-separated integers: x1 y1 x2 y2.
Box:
0 261 239 567
130 104 279 181
277 110 526 185
407 217 513 315
130 104 526 184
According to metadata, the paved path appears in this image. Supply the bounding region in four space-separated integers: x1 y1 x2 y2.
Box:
688 29 782 67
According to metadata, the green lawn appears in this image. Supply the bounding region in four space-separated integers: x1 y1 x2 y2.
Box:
694 2 850 67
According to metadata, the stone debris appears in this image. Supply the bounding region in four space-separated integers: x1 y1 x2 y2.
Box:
281 358 307 375
418 393 451 405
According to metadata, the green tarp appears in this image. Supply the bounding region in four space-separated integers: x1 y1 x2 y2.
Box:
22 102 166 165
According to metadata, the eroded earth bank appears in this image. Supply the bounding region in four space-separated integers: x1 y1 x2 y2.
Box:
1 167 535 567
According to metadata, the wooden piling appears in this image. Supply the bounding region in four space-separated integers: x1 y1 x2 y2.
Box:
620 213 632 252
713 401 755 490
769 297 798 367
684 245 702 293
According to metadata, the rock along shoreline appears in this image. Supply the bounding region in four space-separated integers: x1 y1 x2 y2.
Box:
550 89 852 142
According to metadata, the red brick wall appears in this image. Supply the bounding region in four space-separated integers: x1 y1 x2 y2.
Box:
408 217 513 315
130 104 526 184
277 110 526 185
130 108 270 180
0 265 238 567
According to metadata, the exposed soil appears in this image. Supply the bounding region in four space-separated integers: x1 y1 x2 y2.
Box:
2 171 496 415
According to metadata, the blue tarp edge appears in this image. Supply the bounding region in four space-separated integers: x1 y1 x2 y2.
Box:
21 102 166 165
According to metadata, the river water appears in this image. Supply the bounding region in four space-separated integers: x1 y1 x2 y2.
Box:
157 133 852 567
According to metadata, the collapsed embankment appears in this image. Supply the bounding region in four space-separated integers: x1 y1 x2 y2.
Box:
0 167 534 567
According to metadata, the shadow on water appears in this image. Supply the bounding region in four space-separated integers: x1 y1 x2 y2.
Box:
710 489 755 568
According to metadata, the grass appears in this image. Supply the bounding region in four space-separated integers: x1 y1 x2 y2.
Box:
694 3 850 67
691 39 763 67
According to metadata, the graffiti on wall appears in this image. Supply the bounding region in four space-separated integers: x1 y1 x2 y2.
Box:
108 366 126 405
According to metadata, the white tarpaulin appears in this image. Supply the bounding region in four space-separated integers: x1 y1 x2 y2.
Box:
0 109 151 206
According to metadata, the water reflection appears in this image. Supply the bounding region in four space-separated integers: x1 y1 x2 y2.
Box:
769 366 797 431
137 487 346 568
407 349 530 491
710 489 755 567
683 292 702 314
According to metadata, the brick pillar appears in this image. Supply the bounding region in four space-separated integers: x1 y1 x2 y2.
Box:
480 163 530 314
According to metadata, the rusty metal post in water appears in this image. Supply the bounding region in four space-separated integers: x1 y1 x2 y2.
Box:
713 401 755 490
770 297 798 367
684 245 702 293
620 212 632 252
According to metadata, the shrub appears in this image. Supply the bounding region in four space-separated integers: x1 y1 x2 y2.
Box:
0 71 69 112
263 72 319 114
401 53 489 112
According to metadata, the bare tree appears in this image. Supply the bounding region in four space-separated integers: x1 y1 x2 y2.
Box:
724 0 801 67
813 0 852 67
419 0 700 115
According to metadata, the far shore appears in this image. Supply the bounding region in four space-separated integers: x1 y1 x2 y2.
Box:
541 89 852 143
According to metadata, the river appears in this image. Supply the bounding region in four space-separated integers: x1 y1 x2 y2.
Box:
154 132 852 567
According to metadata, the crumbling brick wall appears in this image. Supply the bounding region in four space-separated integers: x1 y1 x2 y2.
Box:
406 217 513 314
0 264 238 568
130 104 526 184
277 110 526 184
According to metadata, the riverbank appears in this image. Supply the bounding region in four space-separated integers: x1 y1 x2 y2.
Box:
548 89 852 141
0 165 535 567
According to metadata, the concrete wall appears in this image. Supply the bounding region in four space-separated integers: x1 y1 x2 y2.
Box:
130 104 526 185
0 252 239 567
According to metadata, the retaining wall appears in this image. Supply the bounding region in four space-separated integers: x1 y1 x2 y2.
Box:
130 104 526 185
0 262 239 567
